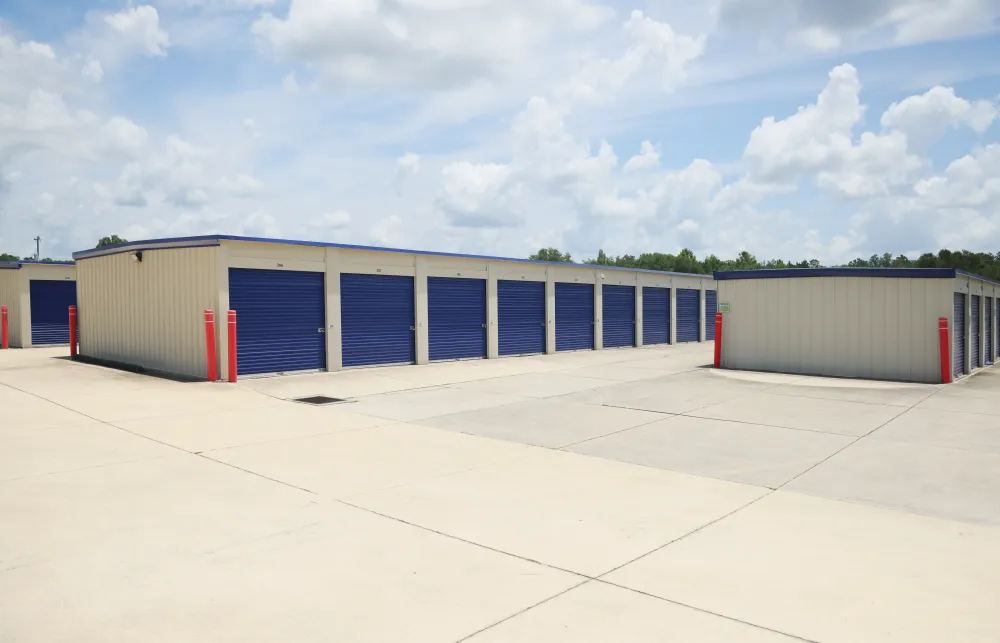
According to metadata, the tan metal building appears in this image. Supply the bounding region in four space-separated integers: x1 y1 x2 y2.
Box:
0 261 77 348
714 268 1000 383
72 235 716 380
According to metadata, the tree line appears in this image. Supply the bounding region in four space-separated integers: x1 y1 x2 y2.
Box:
528 247 1000 280
0 235 127 263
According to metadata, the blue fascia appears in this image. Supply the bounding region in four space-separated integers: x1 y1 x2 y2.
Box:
72 234 709 279
0 260 75 269
715 267 1000 286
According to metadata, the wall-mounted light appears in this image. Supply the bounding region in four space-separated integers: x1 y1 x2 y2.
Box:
131 251 143 263
599 273 605 280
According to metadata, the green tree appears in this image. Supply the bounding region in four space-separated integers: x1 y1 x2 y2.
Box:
0 252 19 261
97 235 128 248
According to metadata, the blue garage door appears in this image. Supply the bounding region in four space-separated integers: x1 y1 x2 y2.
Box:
498 280 545 356
341 273 415 367
705 290 718 340
428 277 486 361
555 283 594 351
29 280 77 345
642 287 670 345
954 293 966 377
972 295 981 369
229 269 326 375
676 288 700 343
602 285 635 348
987 297 994 364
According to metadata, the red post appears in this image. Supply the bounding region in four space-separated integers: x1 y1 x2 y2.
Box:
227 310 237 383
204 309 217 381
1 305 8 349
713 312 723 368
939 317 952 384
68 305 77 358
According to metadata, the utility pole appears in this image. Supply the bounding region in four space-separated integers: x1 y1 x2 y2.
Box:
33 236 40 261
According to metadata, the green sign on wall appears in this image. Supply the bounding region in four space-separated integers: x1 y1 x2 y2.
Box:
719 302 730 313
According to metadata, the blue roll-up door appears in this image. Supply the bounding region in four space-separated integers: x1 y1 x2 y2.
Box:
229 268 326 375
705 290 718 340
341 273 415 367
428 277 486 361
642 287 669 345
29 280 76 345
954 293 966 377
986 297 994 364
602 285 635 348
676 288 700 343
555 283 594 351
971 295 981 369
498 280 545 356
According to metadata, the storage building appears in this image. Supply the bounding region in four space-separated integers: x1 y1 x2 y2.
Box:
71 236 716 380
714 268 1000 383
0 261 77 348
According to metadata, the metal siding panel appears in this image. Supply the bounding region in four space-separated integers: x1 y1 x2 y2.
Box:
341 273 415 367
704 290 718 340
28 280 77 345
427 277 486 361
987 297 994 363
676 288 700 343
954 292 966 376
971 294 981 368
777 280 790 371
602 285 635 348
641 287 669 345
858 278 873 380
229 268 326 375
76 247 217 378
498 280 545 356
556 282 595 351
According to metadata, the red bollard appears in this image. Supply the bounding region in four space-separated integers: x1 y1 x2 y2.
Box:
227 310 237 383
68 305 77 358
939 317 952 384
204 309 217 381
1 305 8 349
713 312 723 368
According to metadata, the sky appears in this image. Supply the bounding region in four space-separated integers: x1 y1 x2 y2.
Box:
1 0 999 263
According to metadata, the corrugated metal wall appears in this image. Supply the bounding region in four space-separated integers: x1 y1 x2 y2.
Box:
0 270 22 347
719 276 954 383
76 247 217 378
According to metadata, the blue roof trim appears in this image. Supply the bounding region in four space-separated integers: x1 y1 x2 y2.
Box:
73 234 709 278
955 269 1000 287
714 268 959 280
0 260 74 269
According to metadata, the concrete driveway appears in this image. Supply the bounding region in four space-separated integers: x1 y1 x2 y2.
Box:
2 344 998 642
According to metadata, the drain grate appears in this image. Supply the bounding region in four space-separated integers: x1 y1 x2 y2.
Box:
292 395 348 406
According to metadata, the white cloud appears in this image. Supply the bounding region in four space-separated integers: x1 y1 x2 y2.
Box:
436 161 521 228
716 0 1000 51
252 0 614 90
370 214 404 247
394 152 420 194
623 141 660 173
105 116 148 152
310 210 351 229
881 86 998 149
83 59 104 83
104 6 170 57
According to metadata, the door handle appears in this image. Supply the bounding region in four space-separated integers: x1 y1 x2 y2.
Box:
318 328 325 333
410 326 416 331
482 323 487 328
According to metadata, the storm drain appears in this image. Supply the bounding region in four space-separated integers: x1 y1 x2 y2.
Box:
291 395 349 406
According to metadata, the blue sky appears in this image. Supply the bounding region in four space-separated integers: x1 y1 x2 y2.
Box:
1 0 999 263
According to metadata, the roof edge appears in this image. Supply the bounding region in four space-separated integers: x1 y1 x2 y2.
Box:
73 234 711 279
714 268 959 280
0 260 74 269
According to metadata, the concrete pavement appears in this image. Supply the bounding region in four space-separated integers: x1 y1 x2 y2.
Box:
1 343 998 642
